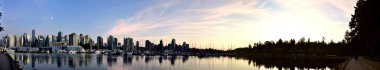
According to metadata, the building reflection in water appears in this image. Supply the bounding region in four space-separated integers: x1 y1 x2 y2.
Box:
56 54 62 68
12 53 96 69
182 56 189 63
170 56 176 66
158 56 163 64
96 54 103 66
144 56 152 64
106 55 117 66
12 53 192 67
68 56 75 68
123 55 132 65
9 53 343 70
31 55 36 69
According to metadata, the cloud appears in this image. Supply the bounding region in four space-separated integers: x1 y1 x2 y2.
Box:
107 0 266 35
106 0 357 49
106 20 147 35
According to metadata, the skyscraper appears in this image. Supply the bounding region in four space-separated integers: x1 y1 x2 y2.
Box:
32 29 36 47
97 36 103 49
84 35 90 44
80 34 84 45
145 40 152 51
19 35 24 47
182 42 189 52
14 35 19 47
57 31 63 42
64 35 68 42
46 35 53 46
107 35 114 50
114 38 118 49
69 33 80 46
52 35 56 42
159 39 164 49
22 33 30 47
136 41 140 50
170 38 176 50
89 39 94 50
7 33 15 48
123 37 134 52
37 35 45 47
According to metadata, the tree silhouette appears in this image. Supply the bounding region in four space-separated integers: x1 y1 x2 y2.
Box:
347 0 380 55
0 10 3 32
230 37 349 56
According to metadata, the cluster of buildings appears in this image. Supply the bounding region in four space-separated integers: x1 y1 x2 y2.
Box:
0 30 93 52
0 30 190 54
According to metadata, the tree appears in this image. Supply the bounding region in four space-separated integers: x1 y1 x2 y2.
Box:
298 37 305 44
248 44 252 49
277 39 283 44
344 30 351 43
347 0 380 55
321 37 325 44
0 10 3 32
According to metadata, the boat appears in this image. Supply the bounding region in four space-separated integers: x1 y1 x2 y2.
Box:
94 50 101 54
68 51 77 54
125 51 133 56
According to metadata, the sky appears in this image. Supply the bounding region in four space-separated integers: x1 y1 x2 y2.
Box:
0 0 357 50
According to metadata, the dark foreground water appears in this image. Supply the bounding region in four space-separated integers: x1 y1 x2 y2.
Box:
8 53 347 70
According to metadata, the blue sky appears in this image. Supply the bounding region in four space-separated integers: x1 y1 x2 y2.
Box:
0 0 357 49
1 0 148 36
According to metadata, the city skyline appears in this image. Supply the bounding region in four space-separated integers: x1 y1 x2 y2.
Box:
1 30 191 50
0 0 358 49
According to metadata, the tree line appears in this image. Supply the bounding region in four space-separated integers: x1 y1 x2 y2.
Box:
230 37 349 56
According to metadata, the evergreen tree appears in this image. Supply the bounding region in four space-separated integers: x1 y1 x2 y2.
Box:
347 0 380 55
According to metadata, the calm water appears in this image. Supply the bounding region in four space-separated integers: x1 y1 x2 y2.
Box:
9 53 346 70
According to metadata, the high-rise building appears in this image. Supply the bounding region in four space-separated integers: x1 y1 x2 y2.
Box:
57 31 63 42
182 42 190 52
46 35 53 46
64 35 68 42
158 39 164 51
32 29 36 47
136 41 140 50
80 34 84 45
7 34 15 48
89 39 94 50
14 35 19 47
170 38 176 50
145 40 152 51
22 33 30 47
114 38 118 49
84 35 90 44
69 33 80 46
107 35 115 50
19 35 24 47
37 35 45 47
52 35 56 42
4 36 9 47
123 37 134 52
97 36 103 49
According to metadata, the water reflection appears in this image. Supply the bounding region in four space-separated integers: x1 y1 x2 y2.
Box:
10 53 347 70
123 55 132 65
236 55 347 69
96 54 102 66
